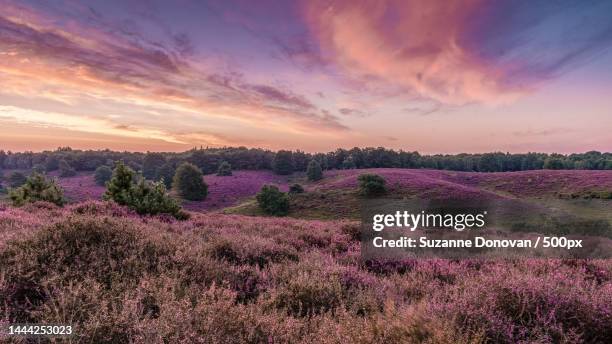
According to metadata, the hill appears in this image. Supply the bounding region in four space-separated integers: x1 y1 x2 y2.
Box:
0 200 610 343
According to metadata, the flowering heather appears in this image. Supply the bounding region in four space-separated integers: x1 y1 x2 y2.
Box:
182 170 293 211
55 172 106 202
0 200 610 343
318 169 612 199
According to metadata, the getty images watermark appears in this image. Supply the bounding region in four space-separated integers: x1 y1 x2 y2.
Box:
360 199 611 259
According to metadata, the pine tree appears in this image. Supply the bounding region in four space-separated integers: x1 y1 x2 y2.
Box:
306 160 323 181
173 162 208 201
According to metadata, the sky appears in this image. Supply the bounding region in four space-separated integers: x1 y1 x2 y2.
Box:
1 0 611 153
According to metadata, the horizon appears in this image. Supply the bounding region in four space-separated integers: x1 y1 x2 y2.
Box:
1 0 612 153
0 145 610 156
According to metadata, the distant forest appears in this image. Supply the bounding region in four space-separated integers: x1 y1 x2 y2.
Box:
1 147 611 176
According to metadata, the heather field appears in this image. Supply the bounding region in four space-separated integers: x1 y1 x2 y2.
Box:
29 168 612 216
0 201 611 343
1 168 611 343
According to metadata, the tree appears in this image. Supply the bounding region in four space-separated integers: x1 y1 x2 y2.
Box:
104 161 135 206
358 174 387 197
342 156 357 169
44 155 60 172
256 185 289 216
104 162 187 219
9 173 65 206
142 152 166 180
289 183 304 194
273 150 294 175
32 164 46 174
217 161 233 176
544 157 565 170
306 160 323 181
125 179 187 219
59 159 77 177
7 172 27 188
94 165 113 186
155 163 176 188
173 162 208 201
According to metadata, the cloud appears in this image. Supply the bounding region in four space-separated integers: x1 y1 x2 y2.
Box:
512 128 571 138
0 1 347 138
338 108 369 118
300 0 612 105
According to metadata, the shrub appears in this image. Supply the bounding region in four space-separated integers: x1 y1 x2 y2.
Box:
9 173 65 206
256 185 289 216
126 179 188 220
104 162 186 219
289 183 304 194
104 161 135 206
0 217 176 321
94 165 113 186
358 174 387 196
173 162 208 201
7 171 27 188
155 163 175 188
217 161 232 176
273 150 294 175
306 160 323 181
58 159 77 177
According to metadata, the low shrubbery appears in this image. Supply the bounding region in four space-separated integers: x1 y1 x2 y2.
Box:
358 173 387 196
9 173 65 206
0 206 610 343
256 185 289 216
104 162 187 219
173 162 208 201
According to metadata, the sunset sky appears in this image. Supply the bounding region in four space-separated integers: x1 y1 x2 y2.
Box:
1 0 611 153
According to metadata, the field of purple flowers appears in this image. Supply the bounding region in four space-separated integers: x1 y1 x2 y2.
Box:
45 170 295 210
317 169 612 199
1 200 611 343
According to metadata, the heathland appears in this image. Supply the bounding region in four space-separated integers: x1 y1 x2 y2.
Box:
0 148 611 343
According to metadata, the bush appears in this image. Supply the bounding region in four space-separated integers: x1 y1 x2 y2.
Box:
358 174 387 196
217 161 232 176
9 173 65 206
59 159 77 177
155 162 176 188
104 162 186 219
289 183 304 194
173 162 208 201
126 179 188 220
104 161 135 206
273 150 294 175
256 185 289 216
7 172 27 188
306 160 323 181
94 165 113 186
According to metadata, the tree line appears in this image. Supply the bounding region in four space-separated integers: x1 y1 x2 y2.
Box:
0 147 610 177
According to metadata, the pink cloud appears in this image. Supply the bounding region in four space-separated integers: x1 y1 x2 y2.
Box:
301 0 526 105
